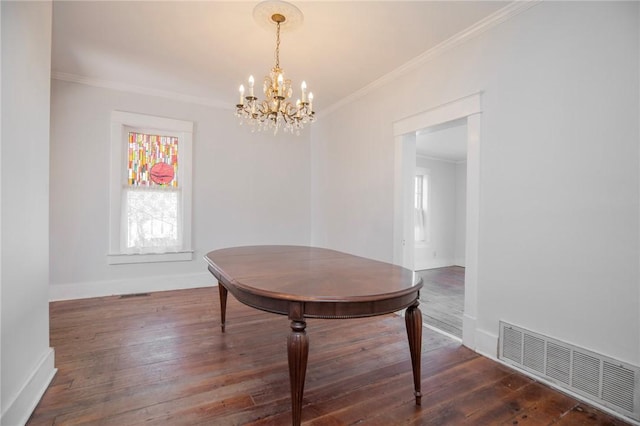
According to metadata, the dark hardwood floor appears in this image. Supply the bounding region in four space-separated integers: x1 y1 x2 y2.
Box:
417 266 465 339
27 287 630 425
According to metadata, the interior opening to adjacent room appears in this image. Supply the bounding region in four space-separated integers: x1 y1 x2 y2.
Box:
393 92 481 350
414 119 468 340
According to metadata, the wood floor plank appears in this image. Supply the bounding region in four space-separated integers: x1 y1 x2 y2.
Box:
417 266 464 338
550 404 632 426
27 287 631 425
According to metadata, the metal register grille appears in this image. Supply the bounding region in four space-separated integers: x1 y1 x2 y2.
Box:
499 321 639 421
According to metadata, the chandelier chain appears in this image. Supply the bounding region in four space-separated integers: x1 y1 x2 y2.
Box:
274 21 281 69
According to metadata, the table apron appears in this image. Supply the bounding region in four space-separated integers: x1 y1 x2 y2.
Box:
215 280 419 319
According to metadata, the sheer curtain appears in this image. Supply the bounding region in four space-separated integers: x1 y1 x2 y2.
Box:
415 207 425 242
124 188 181 253
414 174 425 242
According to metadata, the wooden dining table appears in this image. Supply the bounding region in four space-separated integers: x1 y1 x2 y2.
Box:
204 245 423 425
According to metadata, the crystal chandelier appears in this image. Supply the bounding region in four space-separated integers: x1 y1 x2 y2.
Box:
235 5 314 135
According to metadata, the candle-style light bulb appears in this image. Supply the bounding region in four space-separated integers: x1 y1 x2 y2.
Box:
308 92 314 110
277 74 284 96
239 84 245 105
301 81 307 103
248 75 255 97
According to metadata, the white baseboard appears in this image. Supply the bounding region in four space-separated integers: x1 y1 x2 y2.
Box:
458 316 498 359
474 327 499 359
49 272 215 301
462 313 477 350
1 348 56 426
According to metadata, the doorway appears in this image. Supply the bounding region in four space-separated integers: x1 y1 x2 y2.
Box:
392 93 481 350
414 119 467 339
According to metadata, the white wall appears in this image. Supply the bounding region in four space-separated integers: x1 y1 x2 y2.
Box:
49 80 311 300
311 1 640 367
311 98 395 262
414 156 457 270
1 2 56 425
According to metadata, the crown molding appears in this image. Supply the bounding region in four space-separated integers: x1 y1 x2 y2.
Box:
319 0 541 118
51 71 232 110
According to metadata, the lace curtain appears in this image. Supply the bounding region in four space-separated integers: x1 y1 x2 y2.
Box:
125 189 181 253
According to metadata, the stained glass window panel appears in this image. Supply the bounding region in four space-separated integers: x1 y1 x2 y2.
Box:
127 132 179 187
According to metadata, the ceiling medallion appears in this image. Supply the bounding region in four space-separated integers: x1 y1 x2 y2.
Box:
235 0 314 135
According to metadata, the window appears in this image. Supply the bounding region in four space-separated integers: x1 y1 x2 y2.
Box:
414 170 429 244
109 111 193 264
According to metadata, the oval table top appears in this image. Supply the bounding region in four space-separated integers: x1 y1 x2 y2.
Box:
205 245 422 319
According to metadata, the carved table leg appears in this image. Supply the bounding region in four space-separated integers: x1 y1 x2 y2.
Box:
288 303 308 426
405 301 422 405
218 282 228 333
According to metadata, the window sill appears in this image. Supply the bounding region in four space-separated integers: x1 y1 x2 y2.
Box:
107 251 193 265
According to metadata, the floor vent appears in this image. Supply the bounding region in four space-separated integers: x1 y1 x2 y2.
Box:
119 293 150 298
499 321 639 422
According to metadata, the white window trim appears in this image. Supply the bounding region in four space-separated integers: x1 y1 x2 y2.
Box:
108 111 193 264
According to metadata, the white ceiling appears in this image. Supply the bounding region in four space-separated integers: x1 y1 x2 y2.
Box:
51 1 509 112
416 118 467 162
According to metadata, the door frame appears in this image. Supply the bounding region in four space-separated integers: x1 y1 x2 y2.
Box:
393 92 482 349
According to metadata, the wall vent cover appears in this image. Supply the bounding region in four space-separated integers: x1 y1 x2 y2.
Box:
499 321 639 421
